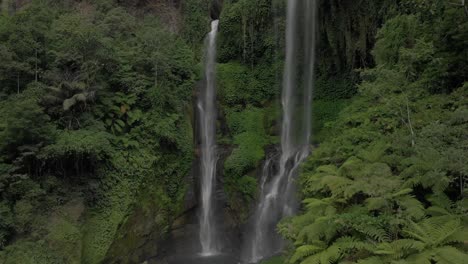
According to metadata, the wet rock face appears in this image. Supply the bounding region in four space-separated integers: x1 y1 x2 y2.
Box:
103 196 168 264
184 158 199 213
210 0 223 20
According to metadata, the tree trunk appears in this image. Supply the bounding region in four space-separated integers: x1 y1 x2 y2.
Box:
35 48 38 82
464 0 468 16
17 72 20 94
242 15 247 63
405 98 415 147
154 63 158 87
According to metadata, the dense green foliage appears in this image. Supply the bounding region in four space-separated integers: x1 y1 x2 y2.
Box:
216 0 283 221
280 2 468 263
218 0 279 65
262 256 286 264
0 1 200 262
223 106 274 221
0 0 467 263
216 0 365 221
217 63 279 221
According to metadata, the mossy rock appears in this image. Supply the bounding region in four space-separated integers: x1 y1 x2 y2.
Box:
103 185 172 264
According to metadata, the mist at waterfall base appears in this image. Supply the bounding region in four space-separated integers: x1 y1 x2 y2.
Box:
198 19 220 257
241 0 318 263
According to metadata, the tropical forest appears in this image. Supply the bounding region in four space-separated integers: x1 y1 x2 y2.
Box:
0 0 466 264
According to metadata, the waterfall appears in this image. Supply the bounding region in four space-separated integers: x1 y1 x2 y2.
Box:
242 0 318 262
198 19 220 256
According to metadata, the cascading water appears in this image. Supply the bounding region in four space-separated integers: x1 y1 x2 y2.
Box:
243 0 318 262
198 19 220 256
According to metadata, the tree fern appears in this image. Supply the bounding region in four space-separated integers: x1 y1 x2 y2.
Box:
338 156 365 178
357 141 389 163
365 197 388 211
391 188 413 198
355 224 390 243
290 245 325 264
405 247 468 264
302 254 321 264
334 236 375 252
285 5 467 264
433 246 468 264
393 216 468 263
292 237 375 264
303 198 333 211
426 206 452 217
321 175 353 198
441 227 468 245
295 242 342 264
426 193 459 217
374 239 424 259
403 216 462 247
404 250 433 264
356 257 383 264
318 244 342 264
316 165 339 175
297 217 338 244
395 195 425 220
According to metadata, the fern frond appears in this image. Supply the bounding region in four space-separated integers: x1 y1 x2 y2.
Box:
295 237 375 264
391 188 413 197
434 246 468 264
303 198 331 211
404 220 432 244
319 243 342 264
432 219 462 246
290 245 324 264
358 141 389 163
405 250 433 264
374 239 424 259
396 195 425 220
298 218 338 244
443 226 468 244
343 183 363 199
338 156 364 178
334 236 376 252
403 216 463 247
316 165 339 174
365 197 388 210
390 260 411 264
356 224 390 242
393 239 425 252
321 175 353 197
427 193 454 211
302 254 321 264
426 206 451 217
304 172 329 193
356 257 383 264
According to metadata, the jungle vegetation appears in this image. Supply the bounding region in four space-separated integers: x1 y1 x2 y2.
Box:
0 0 466 264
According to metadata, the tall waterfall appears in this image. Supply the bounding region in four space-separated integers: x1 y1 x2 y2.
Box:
243 0 318 262
198 19 220 256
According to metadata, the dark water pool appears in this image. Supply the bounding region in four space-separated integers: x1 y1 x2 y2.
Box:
163 253 240 264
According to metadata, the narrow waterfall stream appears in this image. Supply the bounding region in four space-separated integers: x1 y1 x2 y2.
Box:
243 1 318 263
198 19 220 256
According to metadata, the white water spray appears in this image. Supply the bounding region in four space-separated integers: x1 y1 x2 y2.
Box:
243 0 318 262
198 19 220 256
